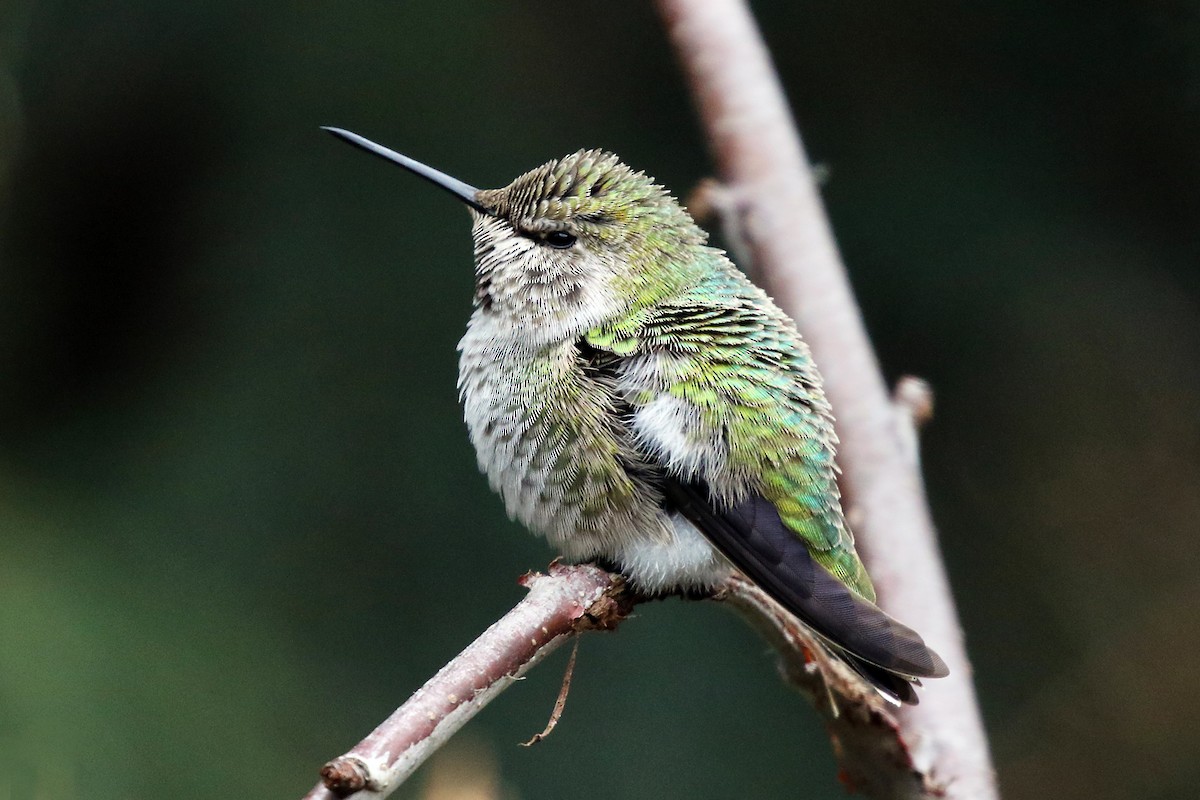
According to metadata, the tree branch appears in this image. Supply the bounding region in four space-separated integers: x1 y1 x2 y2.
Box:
301 563 632 800
653 0 997 798
303 560 958 800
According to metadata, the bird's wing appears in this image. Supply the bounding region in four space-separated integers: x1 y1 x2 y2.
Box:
587 285 876 598
583 284 948 692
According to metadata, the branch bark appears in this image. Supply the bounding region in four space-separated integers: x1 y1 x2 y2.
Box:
653 0 997 798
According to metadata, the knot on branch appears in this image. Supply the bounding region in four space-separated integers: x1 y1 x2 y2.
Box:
576 577 635 632
520 561 636 633
319 756 370 796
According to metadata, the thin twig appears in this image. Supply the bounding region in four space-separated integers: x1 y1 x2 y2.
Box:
653 0 997 797
520 637 580 746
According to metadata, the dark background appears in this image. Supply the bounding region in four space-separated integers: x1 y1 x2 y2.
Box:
1 2 1197 798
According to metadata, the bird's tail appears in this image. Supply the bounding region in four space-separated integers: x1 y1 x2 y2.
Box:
663 479 948 704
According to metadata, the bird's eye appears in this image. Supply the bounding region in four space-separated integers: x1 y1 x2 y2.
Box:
544 230 577 249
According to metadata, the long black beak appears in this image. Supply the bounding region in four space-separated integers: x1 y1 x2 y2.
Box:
322 127 487 213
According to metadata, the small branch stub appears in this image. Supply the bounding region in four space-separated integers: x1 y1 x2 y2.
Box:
893 375 935 467
894 376 935 430
318 758 370 795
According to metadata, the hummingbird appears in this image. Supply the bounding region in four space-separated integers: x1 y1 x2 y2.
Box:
323 128 948 703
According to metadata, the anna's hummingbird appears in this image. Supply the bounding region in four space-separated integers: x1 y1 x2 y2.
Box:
324 128 948 703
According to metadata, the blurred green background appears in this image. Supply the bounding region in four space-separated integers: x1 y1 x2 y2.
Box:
1 2 1197 798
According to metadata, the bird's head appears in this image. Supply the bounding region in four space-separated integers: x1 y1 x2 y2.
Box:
325 129 708 342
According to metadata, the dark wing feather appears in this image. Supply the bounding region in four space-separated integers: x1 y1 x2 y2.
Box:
662 478 948 703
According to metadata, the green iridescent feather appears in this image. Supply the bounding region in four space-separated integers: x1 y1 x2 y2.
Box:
587 260 877 603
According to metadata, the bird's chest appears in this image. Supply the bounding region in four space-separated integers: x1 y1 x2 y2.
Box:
456 326 661 555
